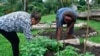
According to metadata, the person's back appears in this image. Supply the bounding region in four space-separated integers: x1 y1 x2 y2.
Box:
0 11 41 56
56 7 77 22
0 11 31 32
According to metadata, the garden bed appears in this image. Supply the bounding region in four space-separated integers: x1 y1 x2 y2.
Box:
44 43 100 56
20 36 100 56
39 27 97 40
38 27 100 56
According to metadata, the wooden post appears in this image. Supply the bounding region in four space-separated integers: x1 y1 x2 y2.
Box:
23 0 28 11
83 0 90 54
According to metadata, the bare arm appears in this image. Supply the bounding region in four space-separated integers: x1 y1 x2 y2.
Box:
67 22 74 34
66 22 75 39
56 27 62 40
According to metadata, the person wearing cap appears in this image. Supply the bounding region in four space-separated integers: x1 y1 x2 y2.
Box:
0 11 41 56
56 7 77 40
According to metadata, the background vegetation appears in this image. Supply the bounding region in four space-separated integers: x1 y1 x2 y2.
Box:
0 0 100 15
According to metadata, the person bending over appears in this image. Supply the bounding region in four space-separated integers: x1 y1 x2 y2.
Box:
0 11 41 56
56 7 77 40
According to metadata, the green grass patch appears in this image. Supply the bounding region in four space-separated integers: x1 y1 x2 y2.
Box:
41 14 56 23
77 19 100 43
0 34 12 56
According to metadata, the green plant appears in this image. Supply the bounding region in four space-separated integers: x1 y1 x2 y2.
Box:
55 45 79 56
20 36 63 56
79 38 84 44
20 40 47 56
79 52 95 56
55 45 95 56
44 21 52 29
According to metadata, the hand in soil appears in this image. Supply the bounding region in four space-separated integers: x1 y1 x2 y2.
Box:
66 34 75 39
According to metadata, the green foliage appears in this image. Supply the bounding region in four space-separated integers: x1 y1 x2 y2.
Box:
28 2 45 12
77 0 87 12
79 52 95 56
0 0 23 15
78 19 100 43
55 45 95 56
78 5 87 12
55 45 79 56
0 14 100 56
20 36 63 56
0 0 79 16
79 38 84 44
79 0 86 6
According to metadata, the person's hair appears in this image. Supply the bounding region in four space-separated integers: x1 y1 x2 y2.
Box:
63 11 76 22
31 12 41 21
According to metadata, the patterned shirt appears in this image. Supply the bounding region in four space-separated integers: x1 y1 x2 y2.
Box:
0 11 33 39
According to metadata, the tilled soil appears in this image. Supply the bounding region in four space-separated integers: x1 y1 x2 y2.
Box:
65 44 100 56
39 27 97 40
39 27 99 56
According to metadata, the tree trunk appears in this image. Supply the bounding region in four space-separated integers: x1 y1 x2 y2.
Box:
23 0 28 11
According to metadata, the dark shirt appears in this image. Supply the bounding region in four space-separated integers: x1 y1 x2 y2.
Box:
56 7 77 34
56 7 77 27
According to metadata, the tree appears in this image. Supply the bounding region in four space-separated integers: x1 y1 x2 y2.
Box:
0 0 23 14
79 0 86 6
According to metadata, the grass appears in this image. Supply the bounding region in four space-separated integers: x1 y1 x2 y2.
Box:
77 20 100 43
41 14 100 43
0 14 100 56
41 14 56 23
0 33 26 56
0 35 12 56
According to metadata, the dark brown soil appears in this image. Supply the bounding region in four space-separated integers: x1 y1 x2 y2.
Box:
65 44 100 56
39 27 97 40
39 27 99 56
44 44 100 56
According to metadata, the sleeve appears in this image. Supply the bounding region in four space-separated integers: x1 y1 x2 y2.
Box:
21 22 33 39
56 9 64 27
